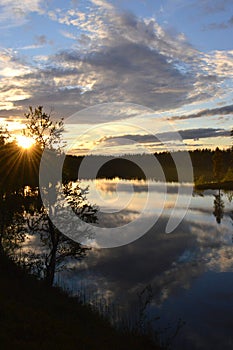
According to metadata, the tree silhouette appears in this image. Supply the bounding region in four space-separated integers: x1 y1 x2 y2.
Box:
0 125 10 146
212 147 223 183
22 106 98 286
213 189 224 224
24 106 64 151
0 130 34 256
0 192 26 256
26 182 98 285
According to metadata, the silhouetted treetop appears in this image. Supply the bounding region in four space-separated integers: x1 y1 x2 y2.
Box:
24 106 65 151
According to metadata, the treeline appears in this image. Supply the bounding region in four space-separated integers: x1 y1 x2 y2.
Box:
1 142 232 186
63 149 233 182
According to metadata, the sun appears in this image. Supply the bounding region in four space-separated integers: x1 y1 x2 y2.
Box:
17 135 35 149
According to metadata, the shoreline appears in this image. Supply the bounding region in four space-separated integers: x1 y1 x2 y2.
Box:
195 180 233 190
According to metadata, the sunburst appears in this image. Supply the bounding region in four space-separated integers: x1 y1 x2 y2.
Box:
16 135 35 149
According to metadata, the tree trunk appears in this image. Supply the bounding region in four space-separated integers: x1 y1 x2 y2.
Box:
45 246 57 287
45 218 58 287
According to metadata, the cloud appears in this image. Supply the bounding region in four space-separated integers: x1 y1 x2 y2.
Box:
98 128 230 148
17 35 52 51
60 30 77 40
52 41 194 110
1 2 233 125
0 50 35 110
71 215 227 302
34 35 47 45
204 15 233 30
90 0 114 10
0 0 44 27
169 104 233 121
0 8 201 115
66 207 233 311
197 0 232 14
36 9 211 113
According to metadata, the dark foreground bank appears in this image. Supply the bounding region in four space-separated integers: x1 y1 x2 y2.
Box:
0 254 160 350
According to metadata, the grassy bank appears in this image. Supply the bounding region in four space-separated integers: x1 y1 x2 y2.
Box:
0 254 160 350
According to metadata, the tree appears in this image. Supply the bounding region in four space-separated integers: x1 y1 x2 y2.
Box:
0 125 10 146
24 106 64 151
22 106 98 286
213 189 224 224
212 147 223 183
0 114 54 259
0 126 26 254
0 193 26 255
26 182 98 286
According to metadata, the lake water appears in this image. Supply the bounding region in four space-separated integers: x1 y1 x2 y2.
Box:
56 179 233 349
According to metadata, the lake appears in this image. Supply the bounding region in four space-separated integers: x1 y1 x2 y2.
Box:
55 178 233 349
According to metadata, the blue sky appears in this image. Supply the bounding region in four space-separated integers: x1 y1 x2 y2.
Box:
0 0 233 154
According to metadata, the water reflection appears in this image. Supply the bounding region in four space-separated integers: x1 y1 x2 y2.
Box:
213 189 225 224
55 179 233 350
13 179 233 349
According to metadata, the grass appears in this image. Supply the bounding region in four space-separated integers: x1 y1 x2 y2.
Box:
0 253 160 350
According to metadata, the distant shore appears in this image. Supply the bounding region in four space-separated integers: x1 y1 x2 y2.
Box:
195 180 233 190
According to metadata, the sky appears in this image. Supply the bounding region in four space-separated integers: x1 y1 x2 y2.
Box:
1 0 233 154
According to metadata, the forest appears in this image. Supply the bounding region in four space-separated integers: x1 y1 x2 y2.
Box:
64 149 233 184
